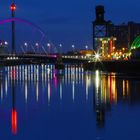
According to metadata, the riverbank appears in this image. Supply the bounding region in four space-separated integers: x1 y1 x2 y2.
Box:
83 60 140 74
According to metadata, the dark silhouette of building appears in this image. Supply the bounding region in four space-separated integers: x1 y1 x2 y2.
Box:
107 22 140 49
107 23 128 49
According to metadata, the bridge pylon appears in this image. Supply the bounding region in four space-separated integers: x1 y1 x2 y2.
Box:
10 2 16 55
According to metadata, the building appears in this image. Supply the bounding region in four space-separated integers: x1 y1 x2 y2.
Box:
93 5 140 53
92 6 116 59
107 22 140 50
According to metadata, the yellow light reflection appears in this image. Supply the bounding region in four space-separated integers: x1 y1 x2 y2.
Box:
95 70 100 105
123 80 125 97
36 81 39 102
95 70 99 91
126 80 129 96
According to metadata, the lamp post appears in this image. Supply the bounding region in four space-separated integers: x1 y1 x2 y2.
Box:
85 45 88 50
47 43 51 54
5 41 8 46
24 42 28 53
72 44 75 52
35 43 39 53
4 41 8 54
10 2 16 55
59 44 62 54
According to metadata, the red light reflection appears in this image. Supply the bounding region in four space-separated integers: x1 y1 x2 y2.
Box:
11 109 17 134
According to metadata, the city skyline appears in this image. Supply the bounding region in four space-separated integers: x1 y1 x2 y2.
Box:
0 1 140 139
0 0 140 51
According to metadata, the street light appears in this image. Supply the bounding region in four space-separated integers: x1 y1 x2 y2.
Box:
94 52 101 61
24 42 28 53
95 53 100 59
47 43 51 54
59 44 62 49
85 45 88 50
35 43 39 53
72 44 75 52
59 44 62 54
24 42 27 46
5 41 8 45
3 41 8 54
35 43 39 47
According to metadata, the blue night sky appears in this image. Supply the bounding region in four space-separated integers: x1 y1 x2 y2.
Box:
0 0 140 52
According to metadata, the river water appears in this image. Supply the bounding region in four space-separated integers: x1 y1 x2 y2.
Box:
0 64 140 140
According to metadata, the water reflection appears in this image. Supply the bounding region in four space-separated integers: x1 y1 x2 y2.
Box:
0 65 140 137
94 71 140 128
11 67 18 135
0 64 87 135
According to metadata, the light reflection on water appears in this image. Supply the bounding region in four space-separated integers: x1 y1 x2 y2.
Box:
0 65 140 139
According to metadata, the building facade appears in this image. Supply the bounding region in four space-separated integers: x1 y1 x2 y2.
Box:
107 22 140 50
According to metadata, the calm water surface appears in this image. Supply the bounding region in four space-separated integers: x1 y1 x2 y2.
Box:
0 65 140 140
